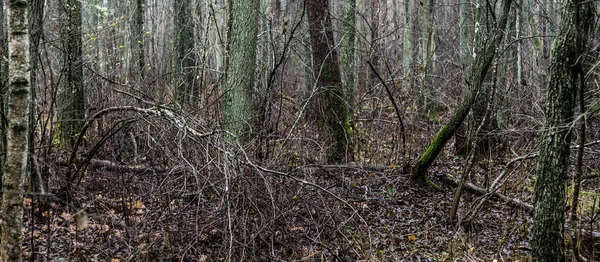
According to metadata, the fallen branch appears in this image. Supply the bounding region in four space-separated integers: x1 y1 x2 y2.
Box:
440 174 600 239
88 159 173 173
441 174 533 213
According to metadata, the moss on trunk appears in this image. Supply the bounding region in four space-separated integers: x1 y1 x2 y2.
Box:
412 0 513 188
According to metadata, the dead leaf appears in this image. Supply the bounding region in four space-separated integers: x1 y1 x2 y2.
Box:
407 234 416 241
290 227 305 232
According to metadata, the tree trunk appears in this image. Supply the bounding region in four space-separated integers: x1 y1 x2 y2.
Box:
173 0 195 105
306 0 353 163
130 0 146 84
532 0 593 259
0 0 8 180
341 0 356 106
421 0 435 112
28 0 44 192
412 0 513 187
58 0 85 151
223 0 259 142
402 0 413 91
1 1 31 260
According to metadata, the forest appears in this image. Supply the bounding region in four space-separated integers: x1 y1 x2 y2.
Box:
0 0 599 260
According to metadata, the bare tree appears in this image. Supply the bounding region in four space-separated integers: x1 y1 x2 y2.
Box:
223 0 260 142
307 0 353 163
1 0 31 260
173 0 196 105
58 0 85 149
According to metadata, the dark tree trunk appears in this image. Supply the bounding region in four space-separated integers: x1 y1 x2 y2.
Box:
306 0 353 163
172 0 195 105
130 0 145 83
58 0 85 150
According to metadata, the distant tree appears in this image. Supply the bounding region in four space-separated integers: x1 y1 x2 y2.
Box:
421 0 435 112
130 0 146 83
58 0 85 149
29 0 45 192
172 0 195 105
340 0 356 106
402 0 415 91
1 0 31 260
532 0 593 258
222 0 260 142
307 0 353 163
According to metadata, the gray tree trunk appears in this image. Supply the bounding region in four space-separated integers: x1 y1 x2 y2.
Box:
1 0 31 260
130 0 146 83
58 0 85 150
28 0 44 192
173 0 196 105
532 0 593 259
341 0 356 107
223 0 259 142
0 0 8 177
421 0 435 111
402 0 413 91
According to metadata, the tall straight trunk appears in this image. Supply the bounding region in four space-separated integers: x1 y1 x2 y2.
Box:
28 0 44 192
532 0 593 259
307 0 353 163
130 0 146 83
421 0 435 110
295 0 314 112
223 0 259 142
459 0 473 68
516 0 523 87
368 0 380 87
0 0 8 177
341 0 356 106
412 0 512 187
173 0 195 105
58 0 85 150
402 0 413 90
1 0 31 261
213 0 228 91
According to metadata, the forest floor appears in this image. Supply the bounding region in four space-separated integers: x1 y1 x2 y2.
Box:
18 153 580 261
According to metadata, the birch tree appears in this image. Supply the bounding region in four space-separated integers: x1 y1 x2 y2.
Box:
1 0 31 260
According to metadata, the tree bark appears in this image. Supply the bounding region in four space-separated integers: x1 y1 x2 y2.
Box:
173 0 195 105
28 0 44 192
341 0 356 106
58 0 85 150
130 0 146 83
306 0 353 163
1 0 31 260
223 0 259 142
532 0 593 259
